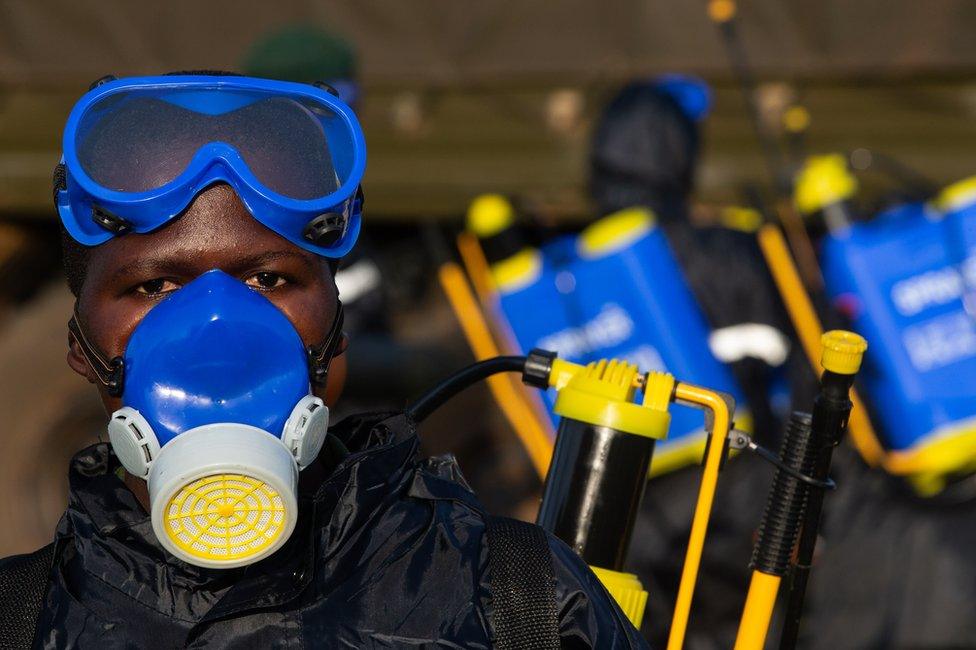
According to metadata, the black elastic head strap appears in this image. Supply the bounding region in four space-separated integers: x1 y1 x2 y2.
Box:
67 308 125 397
307 300 345 386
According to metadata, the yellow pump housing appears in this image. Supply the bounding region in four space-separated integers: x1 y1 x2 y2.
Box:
552 359 671 440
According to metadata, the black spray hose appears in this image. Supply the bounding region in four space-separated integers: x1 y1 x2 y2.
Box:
778 370 857 649
406 356 527 423
751 412 818 577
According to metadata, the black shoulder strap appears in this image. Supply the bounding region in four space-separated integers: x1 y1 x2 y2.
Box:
0 543 55 649
485 516 561 650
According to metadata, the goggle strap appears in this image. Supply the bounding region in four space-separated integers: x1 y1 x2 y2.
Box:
307 301 345 386
354 185 365 212
68 308 125 396
52 163 67 205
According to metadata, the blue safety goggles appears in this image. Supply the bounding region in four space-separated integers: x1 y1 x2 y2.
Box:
55 75 366 258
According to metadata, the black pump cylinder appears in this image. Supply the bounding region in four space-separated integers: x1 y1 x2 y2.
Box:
536 417 656 570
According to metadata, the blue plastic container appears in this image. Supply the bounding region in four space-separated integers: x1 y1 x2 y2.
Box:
820 180 976 479
490 240 587 419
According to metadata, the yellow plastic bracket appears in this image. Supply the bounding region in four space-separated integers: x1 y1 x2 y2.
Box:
548 358 583 392
643 371 675 412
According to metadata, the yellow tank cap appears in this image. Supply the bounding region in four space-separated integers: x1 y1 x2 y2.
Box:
590 566 648 628
490 247 542 292
578 207 655 259
933 176 976 214
794 154 858 216
466 193 515 238
821 330 867 375
719 206 763 233
553 359 670 439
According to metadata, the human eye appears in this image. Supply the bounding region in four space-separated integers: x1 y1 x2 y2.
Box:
244 271 289 291
134 278 180 296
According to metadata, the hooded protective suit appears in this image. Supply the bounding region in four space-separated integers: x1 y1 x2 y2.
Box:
14 412 646 648
589 81 802 648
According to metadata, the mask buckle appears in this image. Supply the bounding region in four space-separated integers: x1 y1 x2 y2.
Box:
68 309 125 396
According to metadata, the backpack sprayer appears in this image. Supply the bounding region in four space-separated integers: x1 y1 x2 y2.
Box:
456 197 749 478
424 183 867 646
419 173 875 649
712 0 976 496
407 326 866 648
705 0 887 477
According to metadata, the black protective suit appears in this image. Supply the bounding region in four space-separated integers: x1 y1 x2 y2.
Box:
799 436 976 648
589 81 801 648
18 413 645 648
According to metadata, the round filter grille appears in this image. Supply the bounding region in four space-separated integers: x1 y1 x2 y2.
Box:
163 473 288 563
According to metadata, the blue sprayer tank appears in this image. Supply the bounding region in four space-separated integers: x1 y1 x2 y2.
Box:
488 207 745 476
819 177 976 481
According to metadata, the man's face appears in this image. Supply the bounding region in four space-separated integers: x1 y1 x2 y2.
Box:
67 184 345 412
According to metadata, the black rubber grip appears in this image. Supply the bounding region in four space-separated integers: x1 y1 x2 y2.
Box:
751 411 818 576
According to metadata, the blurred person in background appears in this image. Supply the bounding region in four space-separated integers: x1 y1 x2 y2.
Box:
244 25 438 417
0 73 645 648
588 78 802 648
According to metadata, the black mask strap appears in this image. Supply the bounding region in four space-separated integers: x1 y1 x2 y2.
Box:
68 308 125 396
307 301 345 386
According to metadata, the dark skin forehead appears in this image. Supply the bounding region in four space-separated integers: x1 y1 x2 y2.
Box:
69 183 343 415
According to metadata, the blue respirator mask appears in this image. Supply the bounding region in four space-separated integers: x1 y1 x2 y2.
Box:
69 270 344 568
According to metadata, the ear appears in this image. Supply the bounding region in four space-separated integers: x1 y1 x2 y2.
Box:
67 331 96 384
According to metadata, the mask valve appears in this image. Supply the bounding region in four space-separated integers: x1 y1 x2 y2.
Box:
108 407 160 478
281 395 330 468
